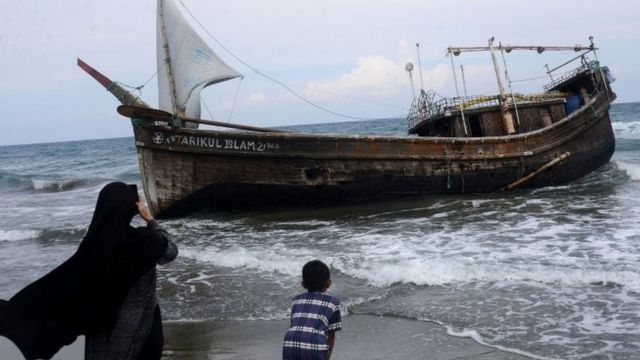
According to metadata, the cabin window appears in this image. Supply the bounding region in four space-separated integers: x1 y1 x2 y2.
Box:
468 115 483 137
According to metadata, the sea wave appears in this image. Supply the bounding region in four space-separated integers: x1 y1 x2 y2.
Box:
30 178 91 192
0 171 105 193
0 229 41 242
612 120 640 139
179 246 303 277
614 160 640 180
36 227 86 243
338 260 640 290
0 227 85 243
178 244 640 291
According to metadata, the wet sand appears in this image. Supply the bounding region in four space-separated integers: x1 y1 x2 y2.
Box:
163 315 529 360
0 315 529 359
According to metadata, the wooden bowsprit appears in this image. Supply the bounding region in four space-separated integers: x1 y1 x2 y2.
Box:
117 105 288 133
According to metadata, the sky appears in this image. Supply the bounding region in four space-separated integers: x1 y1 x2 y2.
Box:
1 0 639 146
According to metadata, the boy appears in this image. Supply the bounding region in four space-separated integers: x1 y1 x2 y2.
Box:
283 260 341 360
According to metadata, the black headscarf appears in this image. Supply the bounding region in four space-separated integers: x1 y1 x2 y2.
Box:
0 182 169 360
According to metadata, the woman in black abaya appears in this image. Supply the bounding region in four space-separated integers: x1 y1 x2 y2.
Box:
0 182 178 360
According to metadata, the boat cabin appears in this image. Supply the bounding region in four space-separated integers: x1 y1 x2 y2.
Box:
407 38 614 138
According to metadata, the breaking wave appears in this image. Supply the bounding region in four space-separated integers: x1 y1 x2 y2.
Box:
30 178 91 192
0 171 102 193
0 229 41 242
615 160 640 180
612 120 640 139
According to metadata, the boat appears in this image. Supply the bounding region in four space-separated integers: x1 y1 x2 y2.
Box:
79 0 616 218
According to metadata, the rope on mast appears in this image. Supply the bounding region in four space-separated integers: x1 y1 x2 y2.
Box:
227 76 243 122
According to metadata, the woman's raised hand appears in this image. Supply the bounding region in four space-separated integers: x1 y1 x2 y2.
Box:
136 200 154 222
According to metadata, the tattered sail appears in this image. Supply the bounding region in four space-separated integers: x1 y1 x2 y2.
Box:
157 0 241 120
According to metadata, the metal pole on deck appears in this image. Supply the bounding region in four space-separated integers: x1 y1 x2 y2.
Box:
460 65 468 97
416 43 426 91
449 51 468 136
589 36 610 96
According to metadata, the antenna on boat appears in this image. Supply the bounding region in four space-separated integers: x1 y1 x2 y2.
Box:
416 43 426 91
589 36 598 63
405 62 417 99
544 64 554 82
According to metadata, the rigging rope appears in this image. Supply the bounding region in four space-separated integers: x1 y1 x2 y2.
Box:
119 62 168 96
140 62 167 89
177 0 401 122
509 68 575 83
202 98 215 122
227 76 243 122
200 77 243 124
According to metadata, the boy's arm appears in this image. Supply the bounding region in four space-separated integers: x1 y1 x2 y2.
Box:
327 332 336 360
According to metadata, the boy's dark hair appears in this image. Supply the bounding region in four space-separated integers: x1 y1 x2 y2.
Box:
302 260 330 292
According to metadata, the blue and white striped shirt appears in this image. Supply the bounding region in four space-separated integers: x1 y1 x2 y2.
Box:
283 292 341 359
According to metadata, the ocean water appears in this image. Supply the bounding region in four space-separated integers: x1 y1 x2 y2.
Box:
1 103 640 359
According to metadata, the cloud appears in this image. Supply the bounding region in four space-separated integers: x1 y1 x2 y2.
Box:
246 92 267 105
301 49 460 103
303 56 406 102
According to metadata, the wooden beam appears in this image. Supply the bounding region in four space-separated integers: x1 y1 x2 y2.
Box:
117 105 289 133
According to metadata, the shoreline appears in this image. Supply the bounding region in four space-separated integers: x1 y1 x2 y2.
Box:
0 314 530 359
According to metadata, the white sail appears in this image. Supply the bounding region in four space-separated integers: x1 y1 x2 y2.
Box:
157 0 241 119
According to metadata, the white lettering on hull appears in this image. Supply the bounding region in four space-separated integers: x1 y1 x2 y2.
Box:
152 132 280 152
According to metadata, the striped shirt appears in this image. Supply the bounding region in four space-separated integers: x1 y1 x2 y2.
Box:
283 292 341 360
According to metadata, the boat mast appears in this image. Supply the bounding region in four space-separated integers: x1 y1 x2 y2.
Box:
158 0 182 117
499 41 521 127
488 37 516 135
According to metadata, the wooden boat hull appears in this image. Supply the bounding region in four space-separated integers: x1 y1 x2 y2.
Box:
132 93 615 217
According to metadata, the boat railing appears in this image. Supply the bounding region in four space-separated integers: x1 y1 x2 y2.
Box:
407 91 569 130
543 60 600 91
407 92 501 130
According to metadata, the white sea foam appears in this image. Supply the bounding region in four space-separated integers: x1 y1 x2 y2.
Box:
446 327 555 360
613 121 640 139
614 160 640 180
179 246 303 277
340 258 640 289
0 229 40 242
179 234 640 290
30 178 88 192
